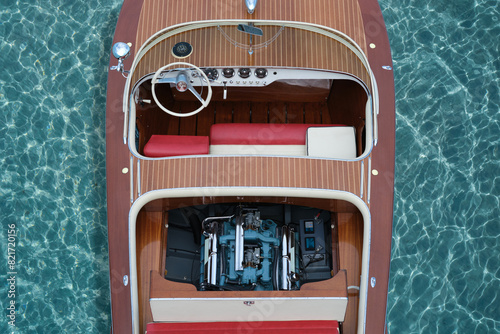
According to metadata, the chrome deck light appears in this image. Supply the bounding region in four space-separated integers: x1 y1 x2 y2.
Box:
110 42 131 77
245 0 258 14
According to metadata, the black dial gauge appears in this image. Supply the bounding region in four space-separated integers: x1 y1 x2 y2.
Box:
222 68 235 78
238 68 251 78
255 68 268 78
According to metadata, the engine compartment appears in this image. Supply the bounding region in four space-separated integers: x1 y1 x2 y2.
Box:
165 203 338 291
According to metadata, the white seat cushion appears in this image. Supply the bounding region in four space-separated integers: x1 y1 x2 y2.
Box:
306 127 356 159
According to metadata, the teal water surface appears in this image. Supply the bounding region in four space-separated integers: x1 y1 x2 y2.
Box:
1 0 499 333
1 0 122 333
382 0 499 332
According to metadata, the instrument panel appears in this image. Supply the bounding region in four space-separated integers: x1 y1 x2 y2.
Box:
195 67 347 87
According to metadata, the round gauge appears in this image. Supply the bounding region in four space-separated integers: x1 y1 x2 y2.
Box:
238 68 251 78
255 68 268 79
222 68 235 78
171 42 193 58
203 68 219 81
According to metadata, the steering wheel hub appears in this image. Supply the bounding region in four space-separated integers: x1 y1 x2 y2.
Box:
176 80 188 92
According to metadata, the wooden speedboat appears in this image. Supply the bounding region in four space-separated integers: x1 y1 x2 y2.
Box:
106 0 395 333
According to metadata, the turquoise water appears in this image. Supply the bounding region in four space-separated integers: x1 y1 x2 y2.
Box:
0 0 498 333
382 0 500 332
1 0 122 332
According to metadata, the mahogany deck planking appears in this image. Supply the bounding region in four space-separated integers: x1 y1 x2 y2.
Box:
131 26 371 90
135 0 367 53
137 157 365 201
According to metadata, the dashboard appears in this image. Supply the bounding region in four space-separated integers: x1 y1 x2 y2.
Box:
195 67 352 88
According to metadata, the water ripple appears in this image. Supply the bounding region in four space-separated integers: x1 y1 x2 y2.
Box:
1 0 499 333
382 0 500 332
0 1 121 333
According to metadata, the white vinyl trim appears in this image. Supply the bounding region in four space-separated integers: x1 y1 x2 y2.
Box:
209 144 306 156
150 296 348 323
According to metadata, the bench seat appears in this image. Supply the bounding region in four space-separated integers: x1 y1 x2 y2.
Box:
210 123 356 158
142 124 356 158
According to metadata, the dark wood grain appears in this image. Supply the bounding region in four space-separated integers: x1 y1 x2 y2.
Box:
338 212 364 334
106 0 145 333
150 269 348 298
136 211 163 334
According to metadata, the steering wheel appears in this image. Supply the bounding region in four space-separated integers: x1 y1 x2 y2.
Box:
151 62 212 117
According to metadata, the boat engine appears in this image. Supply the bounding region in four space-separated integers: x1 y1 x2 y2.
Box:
200 208 300 291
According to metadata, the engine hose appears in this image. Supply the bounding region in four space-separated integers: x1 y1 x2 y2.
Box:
220 245 226 281
272 246 279 290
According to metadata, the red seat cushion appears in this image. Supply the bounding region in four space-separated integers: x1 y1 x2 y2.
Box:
143 135 209 157
146 320 339 333
210 123 340 145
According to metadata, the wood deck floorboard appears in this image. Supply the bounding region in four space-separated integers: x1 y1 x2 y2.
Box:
151 100 351 138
